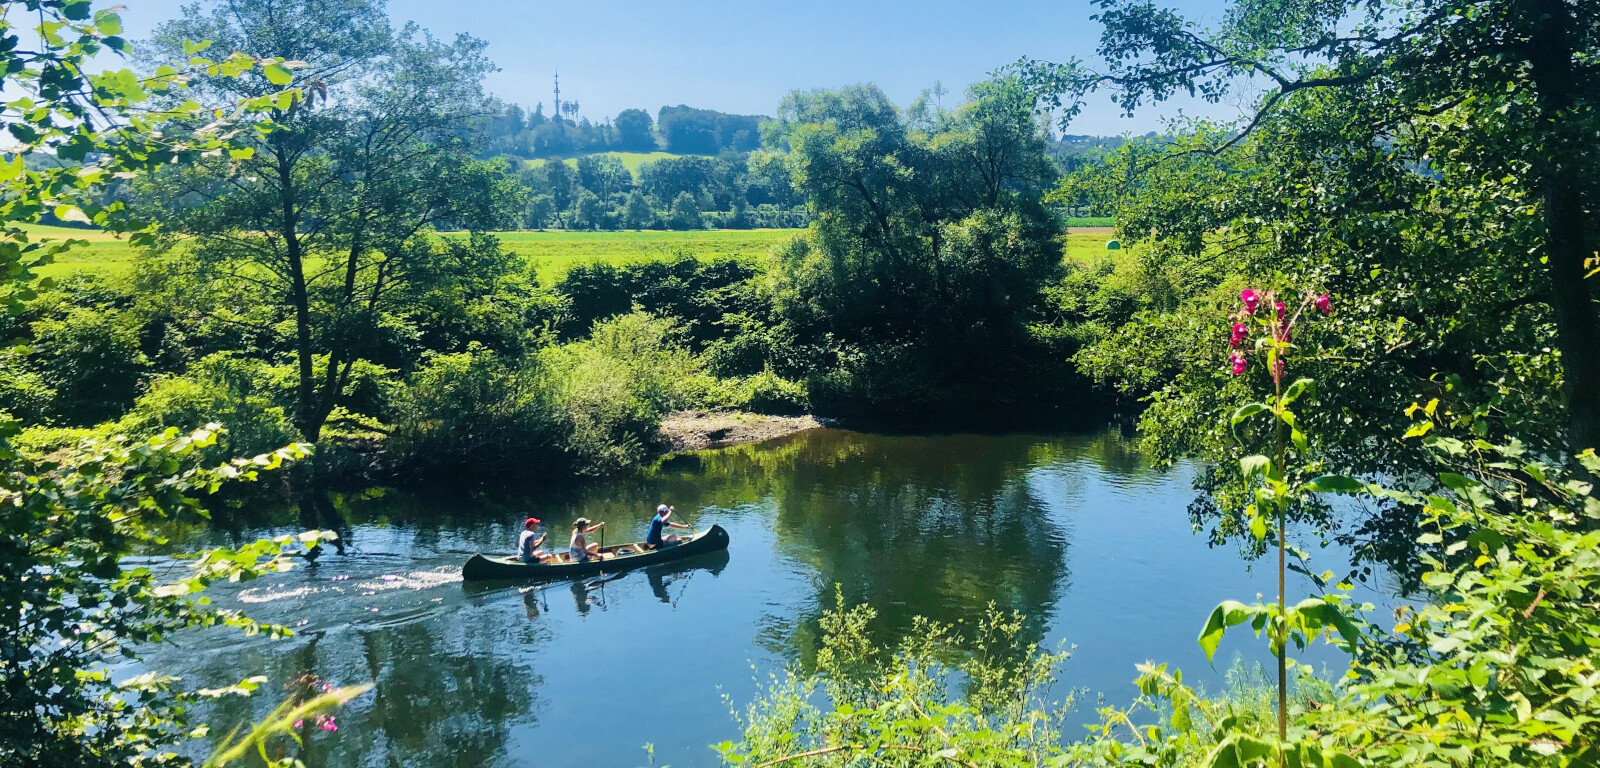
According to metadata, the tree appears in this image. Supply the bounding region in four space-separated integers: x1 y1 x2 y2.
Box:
139 0 517 443
614 107 656 151
658 105 765 154
638 155 716 207
623 189 655 229
573 189 606 230
574 154 631 199
765 81 1062 407
667 191 703 230
1017 0 1600 451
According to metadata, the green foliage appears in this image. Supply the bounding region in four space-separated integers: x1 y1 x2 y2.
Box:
387 345 562 480
668 191 705 230
390 312 719 479
0 421 313 766
717 591 1074 768
29 306 148 424
765 80 1070 409
540 312 717 473
1013 0 1600 556
138 0 515 442
554 253 758 346
114 354 301 462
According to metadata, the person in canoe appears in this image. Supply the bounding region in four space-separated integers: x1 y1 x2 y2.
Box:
569 517 606 561
645 504 692 549
517 517 554 564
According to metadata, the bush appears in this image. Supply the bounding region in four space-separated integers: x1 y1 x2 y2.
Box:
539 312 716 473
387 346 564 480
554 254 758 347
113 354 300 461
723 368 810 415
0 348 55 424
31 307 148 425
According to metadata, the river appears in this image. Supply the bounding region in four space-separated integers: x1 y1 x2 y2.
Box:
138 426 1392 767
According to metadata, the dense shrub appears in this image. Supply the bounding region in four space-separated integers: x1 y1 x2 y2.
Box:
554 254 758 346
724 368 810 415
387 346 564 480
539 312 717 473
0 349 55 424
30 307 148 425
113 354 300 461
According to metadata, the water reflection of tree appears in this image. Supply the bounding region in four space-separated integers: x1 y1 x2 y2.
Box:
719 431 1078 667
184 610 538 768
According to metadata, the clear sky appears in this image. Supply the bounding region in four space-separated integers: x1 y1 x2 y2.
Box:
112 0 1239 136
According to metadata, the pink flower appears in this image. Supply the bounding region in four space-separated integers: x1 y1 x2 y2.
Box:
1229 323 1248 348
293 719 304 729
321 719 338 732
1229 352 1248 376
1240 289 1260 314
1274 300 1287 323
1315 293 1332 315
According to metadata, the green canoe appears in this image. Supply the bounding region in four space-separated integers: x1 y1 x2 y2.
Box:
461 524 731 582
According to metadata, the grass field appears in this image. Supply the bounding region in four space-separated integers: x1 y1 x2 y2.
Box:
21 223 1117 283
523 151 688 176
21 224 141 279
463 228 801 283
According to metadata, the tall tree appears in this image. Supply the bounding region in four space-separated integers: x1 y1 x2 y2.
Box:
1018 0 1600 450
139 0 516 442
766 81 1061 406
614 107 655 151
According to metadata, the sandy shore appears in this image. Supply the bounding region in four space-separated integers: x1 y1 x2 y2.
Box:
658 410 826 452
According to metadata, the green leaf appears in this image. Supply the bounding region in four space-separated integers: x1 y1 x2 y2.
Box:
1198 600 1258 663
1281 377 1314 405
1231 402 1268 427
262 63 293 86
1239 454 1271 478
1302 474 1364 494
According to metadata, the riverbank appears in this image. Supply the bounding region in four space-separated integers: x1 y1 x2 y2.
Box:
657 410 827 452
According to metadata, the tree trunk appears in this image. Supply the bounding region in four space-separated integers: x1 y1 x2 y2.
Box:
277 149 323 444
1525 0 1600 452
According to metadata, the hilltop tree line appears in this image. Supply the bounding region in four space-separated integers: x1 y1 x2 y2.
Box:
483 102 765 158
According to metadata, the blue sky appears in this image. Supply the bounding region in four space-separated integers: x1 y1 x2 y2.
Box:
114 0 1239 136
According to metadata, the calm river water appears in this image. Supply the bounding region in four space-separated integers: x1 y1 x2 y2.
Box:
139 427 1390 768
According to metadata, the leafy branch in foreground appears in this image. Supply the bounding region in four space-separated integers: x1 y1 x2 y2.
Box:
0 420 316 766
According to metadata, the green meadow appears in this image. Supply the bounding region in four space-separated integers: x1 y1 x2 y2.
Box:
522 151 685 175
25 223 1116 284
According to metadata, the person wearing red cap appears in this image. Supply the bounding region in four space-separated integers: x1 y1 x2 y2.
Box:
517 517 553 563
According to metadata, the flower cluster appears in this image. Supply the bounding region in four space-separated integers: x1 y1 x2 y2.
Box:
287 673 344 734
1228 288 1332 381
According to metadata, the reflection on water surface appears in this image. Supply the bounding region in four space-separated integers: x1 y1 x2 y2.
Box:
140 427 1377 767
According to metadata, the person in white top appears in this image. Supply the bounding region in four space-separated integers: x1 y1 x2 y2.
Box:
569 517 606 561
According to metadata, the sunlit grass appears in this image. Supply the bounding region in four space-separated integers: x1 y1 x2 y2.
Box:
522 151 692 176
23 223 1119 284
457 228 802 284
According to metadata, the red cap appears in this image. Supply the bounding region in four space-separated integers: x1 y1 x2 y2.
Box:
525 517 541 526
